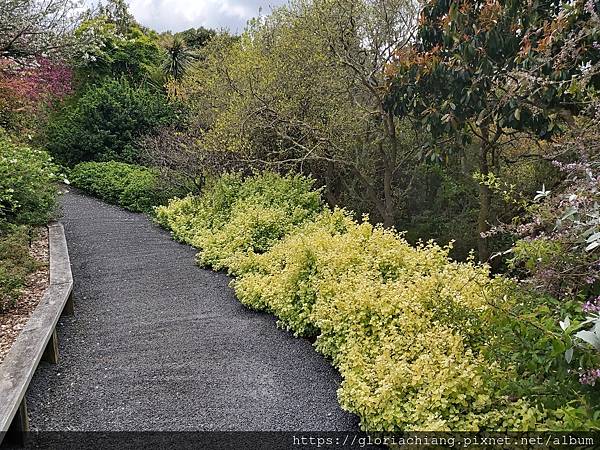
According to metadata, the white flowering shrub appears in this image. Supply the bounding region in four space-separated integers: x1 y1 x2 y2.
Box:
0 132 57 225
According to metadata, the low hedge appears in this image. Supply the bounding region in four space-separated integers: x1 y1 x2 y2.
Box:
70 161 175 213
156 172 600 431
234 210 545 430
156 172 323 270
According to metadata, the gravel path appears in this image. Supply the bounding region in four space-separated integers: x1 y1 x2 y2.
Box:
26 189 359 432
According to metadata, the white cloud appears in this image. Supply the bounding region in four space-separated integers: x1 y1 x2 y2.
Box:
123 0 287 33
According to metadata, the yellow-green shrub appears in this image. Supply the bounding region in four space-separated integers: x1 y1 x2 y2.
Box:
155 172 323 271
233 208 356 335
316 271 543 431
233 209 550 430
157 172 599 431
155 195 208 244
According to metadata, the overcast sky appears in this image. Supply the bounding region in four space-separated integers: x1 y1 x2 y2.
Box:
110 0 288 33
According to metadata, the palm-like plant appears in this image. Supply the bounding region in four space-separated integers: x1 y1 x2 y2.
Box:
161 35 195 82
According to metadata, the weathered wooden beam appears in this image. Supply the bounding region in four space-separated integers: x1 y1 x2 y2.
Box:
48 222 73 287
0 223 73 446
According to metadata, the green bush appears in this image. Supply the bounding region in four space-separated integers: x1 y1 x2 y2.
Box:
70 161 175 213
45 78 175 165
156 172 323 271
156 172 600 431
0 225 39 312
0 134 57 226
0 132 56 311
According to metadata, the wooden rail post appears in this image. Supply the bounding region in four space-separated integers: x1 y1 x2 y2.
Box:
62 291 74 317
41 329 59 364
3 399 29 447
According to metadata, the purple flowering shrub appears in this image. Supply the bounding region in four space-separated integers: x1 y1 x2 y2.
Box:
503 1 600 395
580 368 600 387
510 124 599 300
505 115 600 397
583 297 600 315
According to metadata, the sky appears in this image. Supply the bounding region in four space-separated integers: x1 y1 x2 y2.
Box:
111 0 288 34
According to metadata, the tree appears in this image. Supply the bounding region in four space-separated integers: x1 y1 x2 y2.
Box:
159 35 198 99
386 0 600 261
161 36 195 82
74 4 162 84
185 0 421 227
311 0 422 227
45 78 176 165
0 0 82 62
139 125 248 195
0 0 79 133
0 57 73 131
97 0 135 35
176 27 216 49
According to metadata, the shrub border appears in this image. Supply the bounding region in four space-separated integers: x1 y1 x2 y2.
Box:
0 222 74 446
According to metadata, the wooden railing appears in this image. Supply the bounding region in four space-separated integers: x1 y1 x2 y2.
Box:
0 222 74 446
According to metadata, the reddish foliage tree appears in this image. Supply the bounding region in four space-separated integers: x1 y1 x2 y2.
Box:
0 57 73 130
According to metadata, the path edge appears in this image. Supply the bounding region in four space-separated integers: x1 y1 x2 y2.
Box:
0 222 74 444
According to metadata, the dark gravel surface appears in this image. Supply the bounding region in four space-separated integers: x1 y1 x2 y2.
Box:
26 189 359 432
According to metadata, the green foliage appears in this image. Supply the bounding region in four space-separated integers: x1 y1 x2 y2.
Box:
0 225 39 312
184 0 421 228
403 153 557 262
490 123 600 301
387 0 598 143
175 27 216 49
69 161 174 213
161 36 195 82
403 164 479 259
0 133 57 226
157 171 599 431
75 15 163 84
386 0 599 261
0 131 56 313
155 172 323 271
512 239 565 272
45 78 175 165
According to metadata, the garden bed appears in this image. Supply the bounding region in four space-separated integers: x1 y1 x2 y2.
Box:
0 227 49 364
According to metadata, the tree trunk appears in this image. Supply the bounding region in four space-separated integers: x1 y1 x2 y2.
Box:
378 138 395 228
477 135 491 263
324 159 341 207
460 147 469 175
382 161 395 228
381 112 398 229
478 182 491 263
